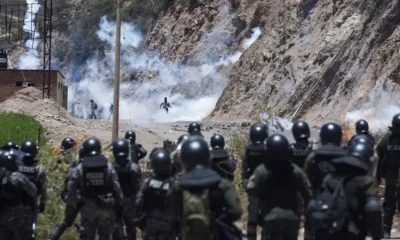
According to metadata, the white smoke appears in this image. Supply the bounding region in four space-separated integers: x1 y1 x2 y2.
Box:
18 0 41 69
69 16 262 123
260 113 293 133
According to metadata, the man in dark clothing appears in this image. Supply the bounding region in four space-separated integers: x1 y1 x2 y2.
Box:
247 134 312 240
136 148 176 240
242 123 268 240
66 137 124 240
0 150 38 240
90 100 97 119
112 139 141 240
291 121 317 169
168 136 243 240
304 121 346 194
309 142 381 240
109 104 114 119
160 97 171 114
210 134 236 182
125 131 148 163
377 113 400 238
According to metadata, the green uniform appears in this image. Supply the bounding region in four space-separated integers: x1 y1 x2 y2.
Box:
168 167 242 240
246 163 312 240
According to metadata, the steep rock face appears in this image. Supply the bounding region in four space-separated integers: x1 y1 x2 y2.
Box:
209 0 400 125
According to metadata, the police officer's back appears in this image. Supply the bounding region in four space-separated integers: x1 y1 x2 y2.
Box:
246 134 312 240
347 119 375 146
125 131 147 163
66 137 124 240
112 138 141 240
18 140 47 213
291 121 315 169
304 122 346 194
0 150 38 240
376 113 400 238
188 122 204 137
136 148 176 240
210 134 236 182
168 136 242 240
308 143 381 240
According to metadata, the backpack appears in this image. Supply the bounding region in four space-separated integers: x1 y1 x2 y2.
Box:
93 103 98 109
182 189 211 240
307 175 349 236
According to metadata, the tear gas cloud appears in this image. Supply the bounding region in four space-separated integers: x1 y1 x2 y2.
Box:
69 13 262 123
18 0 41 69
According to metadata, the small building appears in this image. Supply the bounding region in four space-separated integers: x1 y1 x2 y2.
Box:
0 69 68 109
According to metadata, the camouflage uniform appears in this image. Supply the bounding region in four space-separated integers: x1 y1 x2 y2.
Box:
168 167 243 239
303 143 346 194
112 161 142 240
242 143 265 240
136 177 176 240
66 155 124 240
246 163 312 240
210 148 236 182
376 132 400 236
0 170 38 240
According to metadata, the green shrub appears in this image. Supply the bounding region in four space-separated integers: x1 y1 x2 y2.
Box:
0 112 45 146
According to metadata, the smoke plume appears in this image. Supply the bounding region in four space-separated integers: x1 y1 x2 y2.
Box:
18 0 41 69
69 12 262 123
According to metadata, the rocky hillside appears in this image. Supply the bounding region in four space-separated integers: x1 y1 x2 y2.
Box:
145 0 400 127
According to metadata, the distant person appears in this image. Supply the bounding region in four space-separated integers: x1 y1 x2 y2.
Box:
160 97 171 114
90 100 98 119
109 104 114 119
98 107 104 120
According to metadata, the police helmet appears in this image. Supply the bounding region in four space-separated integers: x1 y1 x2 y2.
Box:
180 136 210 171
292 121 310 140
124 131 136 142
20 140 39 158
1 141 19 151
391 113 400 130
210 134 225 149
188 122 201 135
351 135 374 147
177 135 189 145
320 121 343 146
112 138 130 157
61 138 76 150
150 148 172 179
81 137 101 157
250 123 269 144
334 143 372 171
355 119 369 134
264 134 291 161
1 151 18 172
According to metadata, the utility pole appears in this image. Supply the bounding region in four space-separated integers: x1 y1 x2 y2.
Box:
112 0 122 141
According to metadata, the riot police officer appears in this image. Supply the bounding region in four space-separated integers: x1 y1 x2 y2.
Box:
61 138 76 151
377 113 400 238
168 136 242 240
125 131 147 163
18 140 47 213
188 122 203 137
242 123 268 240
246 134 312 240
66 137 124 240
1 141 19 151
136 148 176 240
291 121 316 168
0 150 38 240
210 134 236 181
347 119 375 146
304 121 346 194
112 138 141 240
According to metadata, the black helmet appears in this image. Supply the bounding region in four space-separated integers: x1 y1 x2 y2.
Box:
351 135 374 147
264 134 291 161
0 151 18 172
1 141 19 151
355 119 369 134
82 137 101 157
177 135 189 145
180 136 210 171
391 113 400 130
334 143 372 171
188 122 201 134
320 121 343 146
112 138 130 157
150 148 172 179
124 131 136 143
210 134 225 149
61 138 76 150
292 121 310 140
250 123 269 144
20 140 39 158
